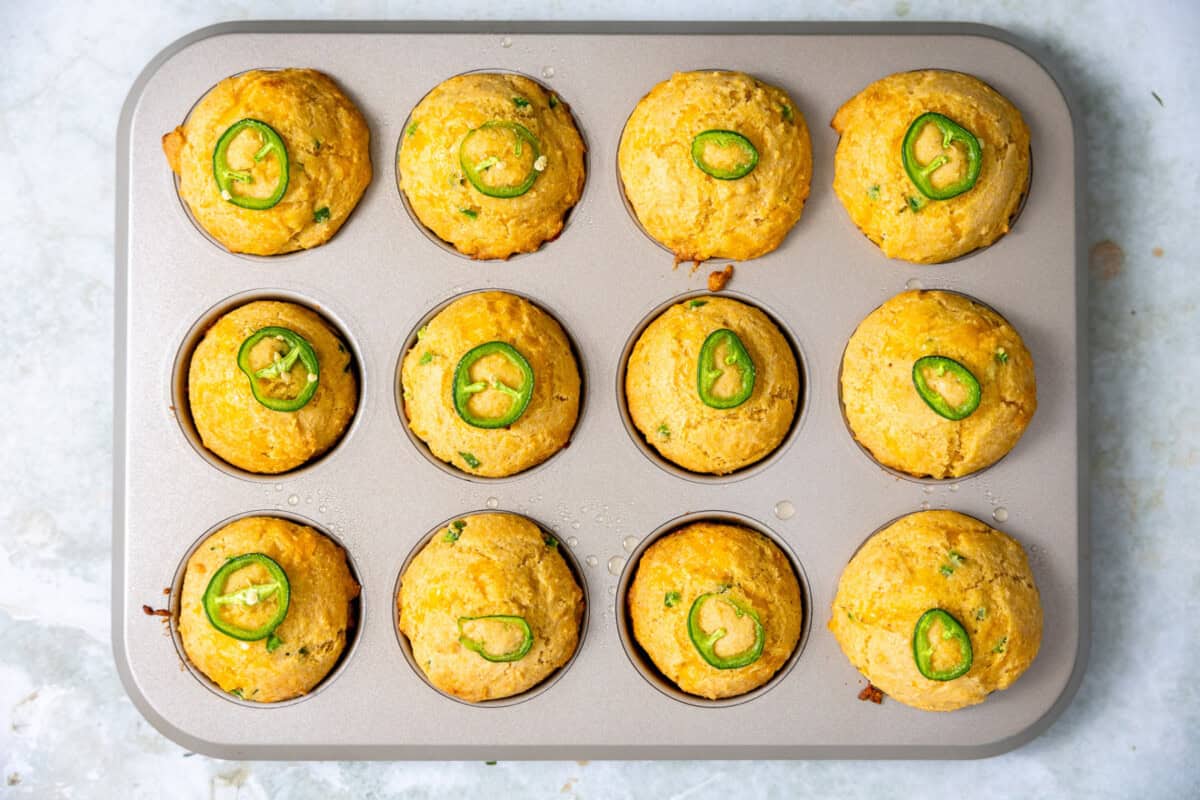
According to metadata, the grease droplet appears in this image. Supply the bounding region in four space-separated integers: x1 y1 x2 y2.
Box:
774 500 796 520
905 278 923 291
920 501 930 510
607 556 625 575
485 496 499 509
567 536 579 547
571 521 581 530
318 505 327 513
541 65 555 78
608 585 616 596
949 484 959 492
500 36 512 48
622 536 638 553
992 507 1009 523
275 484 284 492
287 494 299 506
585 555 599 568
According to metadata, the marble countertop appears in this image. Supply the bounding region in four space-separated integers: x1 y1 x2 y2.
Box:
2 0 1197 796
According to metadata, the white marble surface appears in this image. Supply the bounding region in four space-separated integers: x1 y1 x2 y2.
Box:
2 0 1197 796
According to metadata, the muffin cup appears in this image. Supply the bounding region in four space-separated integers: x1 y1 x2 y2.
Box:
168 510 365 708
616 289 808 484
615 510 812 708
172 288 365 481
392 510 590 707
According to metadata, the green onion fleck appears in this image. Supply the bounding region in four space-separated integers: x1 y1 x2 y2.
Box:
419 352 434 365
688 299 708 309
460 208 478 218
948 550 965 566
313 206 331 223
443 519 466 543
407 121 419 136
656 423 670 440
266 633 282 652
867 184 881 200
906 195 926 213
459 451 481 469
780 104 794 122
512 97 530 108
939 564 954 577
548 94 559 109
995 347 1009 364
544 533 559 549
992 637 1008 654
417 325 429 341
976 607 987 620
664 591 681 608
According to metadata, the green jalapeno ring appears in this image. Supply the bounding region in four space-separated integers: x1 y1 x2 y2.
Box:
452 341 535 429
912 608 973 681
911 355 982 421
202 553 291 642
459 121 542 199
901 112 982 200
457 614 534 662
212 119 290 210
697 328 756 410
237 326 320 413
690 130 759 180
687 592 766 670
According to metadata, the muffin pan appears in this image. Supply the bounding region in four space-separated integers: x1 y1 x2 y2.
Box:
114 21 1087 759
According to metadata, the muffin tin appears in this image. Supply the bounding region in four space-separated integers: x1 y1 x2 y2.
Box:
114 21 1088 759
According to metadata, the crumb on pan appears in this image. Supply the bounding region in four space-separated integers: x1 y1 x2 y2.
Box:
857 682 884 704
708 264 734 292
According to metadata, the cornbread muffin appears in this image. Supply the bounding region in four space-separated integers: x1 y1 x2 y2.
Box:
840 290 1035 478
398 73 586 259
188 300 357 474
177 516 360 703
400 291 580 478
628 522 802 700
162 68 372 255
625 296 799 474
398 512 585 702
618 71 812 263
829 510 1042 712
831 69 1030 263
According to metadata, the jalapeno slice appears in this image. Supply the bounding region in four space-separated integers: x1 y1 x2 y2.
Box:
457 614 534 662
912 608 973 681
690 129 759 180
202 553 291 642
236 326 320 412
911 355 981 420
212 119 290 210
452 341 535 429
687 592 765 670
901 113 982 200
459 121 543 198
697 328 756 409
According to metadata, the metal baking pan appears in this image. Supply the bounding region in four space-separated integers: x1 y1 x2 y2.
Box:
113 20 1088 760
